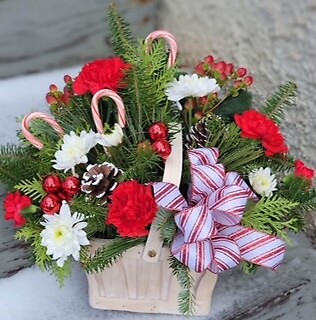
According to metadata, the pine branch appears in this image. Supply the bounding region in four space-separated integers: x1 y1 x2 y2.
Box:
0 144 40 189
70 195 114 238
262 81 297 124
169 257 196 315
50 259 73 287
205 119 264 171
15 222 51 270
83 237 146 273
15 176 46 201
107 4 135 58
156 208 177 245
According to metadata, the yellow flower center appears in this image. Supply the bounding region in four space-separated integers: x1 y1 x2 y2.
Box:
54 229 65 240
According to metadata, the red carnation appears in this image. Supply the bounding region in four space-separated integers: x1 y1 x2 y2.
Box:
4 192 32 227
107 180 158 238
234 110 289 156
73 57 131 95
294 160 314 182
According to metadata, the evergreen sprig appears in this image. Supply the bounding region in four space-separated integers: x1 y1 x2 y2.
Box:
156 208 177 245
242 196 299 242
262 81 297 124
108 5 135 58
15 176 46 201
0 144 39 189
83 237 146 273
205 118 264 171
169 257 196 315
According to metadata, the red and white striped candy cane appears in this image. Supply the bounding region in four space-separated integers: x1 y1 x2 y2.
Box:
91 89 126 134
21 112 64 150
145 30 178 68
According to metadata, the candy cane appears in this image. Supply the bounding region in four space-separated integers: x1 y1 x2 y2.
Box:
91 89 126 134
21 112 64 150
145 30 178 68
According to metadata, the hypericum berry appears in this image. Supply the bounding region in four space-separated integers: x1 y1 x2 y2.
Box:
40 194 61 215
194 111 205 120
244 75 254 86
199 96 208 105
204 55 215 65
233 80 243 88
237 67 247 77
42 175 62 194
63 74 73 84
184 98 197 111
137 140 152 153
224 63 235 76
152 140 172 160
195 62 206 75
49 84 58 93
148 122 169 141
212 61 226 73
46 93 58 105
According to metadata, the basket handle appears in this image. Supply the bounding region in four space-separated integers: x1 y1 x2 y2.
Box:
142 123 183 263
91 89 126 133
145 30 178 68
21 112 64 150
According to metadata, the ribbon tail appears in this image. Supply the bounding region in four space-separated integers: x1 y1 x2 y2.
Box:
208 235 241 274
219 225 285 270
152 182 187 210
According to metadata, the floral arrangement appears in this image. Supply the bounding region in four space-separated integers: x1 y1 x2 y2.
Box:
1 6 316 315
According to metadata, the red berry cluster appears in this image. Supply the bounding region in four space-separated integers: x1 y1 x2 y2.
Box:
46 75 74 113
148 122 172 160
195 55 254 90
40 175 80 214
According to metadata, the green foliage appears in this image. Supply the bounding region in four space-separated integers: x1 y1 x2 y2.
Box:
279 175 316 230
156 208 177 245
205 118 264 171
240 261 259 274
50 259 73 287
242 196 300 242
54 95 95 134
240 154 295 178
108 5 135 58
83 237 146 273
169 257 196 315
120 146 164 183
262 81 297 124
0 144 39 189
214 90 253 121
121 40 178 144
15 176 46 201
70 195 114 238
15 222 50 269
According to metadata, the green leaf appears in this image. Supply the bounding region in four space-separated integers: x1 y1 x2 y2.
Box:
214 90 252 121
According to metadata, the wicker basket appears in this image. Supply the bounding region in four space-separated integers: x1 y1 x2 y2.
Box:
85 124 217 315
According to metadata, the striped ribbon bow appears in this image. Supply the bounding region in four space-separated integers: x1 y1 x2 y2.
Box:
153 148 285 273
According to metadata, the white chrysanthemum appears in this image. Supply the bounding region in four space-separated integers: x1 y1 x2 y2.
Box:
166 73 220 104
52 130 97 173
40 201 89 267
248 167 277 197
95 123 123 148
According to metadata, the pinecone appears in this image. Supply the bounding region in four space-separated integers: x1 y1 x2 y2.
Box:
185 118 210 149
81 162 121 204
